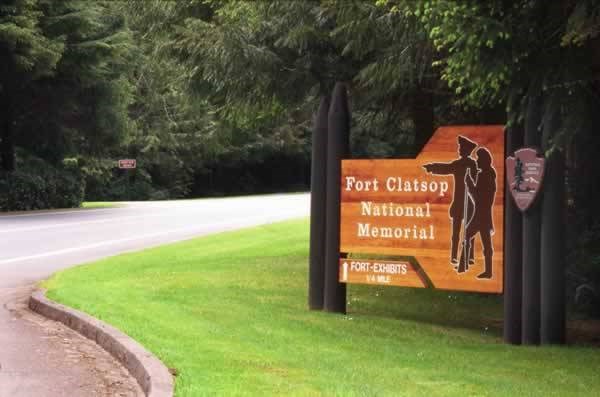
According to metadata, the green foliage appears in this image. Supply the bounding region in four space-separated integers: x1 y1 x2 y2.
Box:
170 0 444 160
1 0 474 206
1 0 135 208
110 0 314 199
0 154 84 210
408 0 598 151
563 0 600 45
79 156 177 201
0 0 64 80
419 2 511 105
330 0 440 153
1 0 134 172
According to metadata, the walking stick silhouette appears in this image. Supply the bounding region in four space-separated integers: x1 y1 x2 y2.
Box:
462 169 470 272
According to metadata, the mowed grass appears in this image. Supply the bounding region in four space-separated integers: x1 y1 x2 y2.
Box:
81 201 122 209
44 219 600 396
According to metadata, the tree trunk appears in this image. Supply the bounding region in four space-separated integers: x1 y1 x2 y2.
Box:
411 86 434 155
1 97 15 172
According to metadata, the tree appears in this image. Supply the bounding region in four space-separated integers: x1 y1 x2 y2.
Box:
173 0 452 159
1 0 134 172
330 0 439 155
0 0 64 170
409 0 598 151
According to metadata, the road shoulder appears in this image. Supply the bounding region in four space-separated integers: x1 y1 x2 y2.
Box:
0 285 143 397
29 289 173 397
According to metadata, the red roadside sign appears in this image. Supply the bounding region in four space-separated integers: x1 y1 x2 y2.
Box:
118 159 136 169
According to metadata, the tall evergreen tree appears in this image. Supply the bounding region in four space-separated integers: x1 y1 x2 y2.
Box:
1 0 134 171
172 0 449 158
0 0 64 170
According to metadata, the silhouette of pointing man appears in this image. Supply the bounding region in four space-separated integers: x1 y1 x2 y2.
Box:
423 136 478 269
460 147 497 279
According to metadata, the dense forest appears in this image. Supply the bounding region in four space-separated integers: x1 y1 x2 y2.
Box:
1 1 599 310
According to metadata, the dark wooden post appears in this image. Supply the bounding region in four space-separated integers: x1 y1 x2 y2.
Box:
541 149 566 344
308 95 330 310
504 124 524 344
522 96 542 345
323 83 349 314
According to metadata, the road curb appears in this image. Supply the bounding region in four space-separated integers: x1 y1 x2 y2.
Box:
29 290 173 397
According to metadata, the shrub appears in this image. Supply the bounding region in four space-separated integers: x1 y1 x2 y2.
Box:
84 168 155 201
0 161 85 211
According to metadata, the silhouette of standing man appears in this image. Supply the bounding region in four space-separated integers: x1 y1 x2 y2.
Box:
459 147 497 279
423 136 478 269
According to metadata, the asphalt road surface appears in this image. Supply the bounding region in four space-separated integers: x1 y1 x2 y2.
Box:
0 193 309 396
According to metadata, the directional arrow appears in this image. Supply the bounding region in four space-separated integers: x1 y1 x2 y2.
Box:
338 258 425 288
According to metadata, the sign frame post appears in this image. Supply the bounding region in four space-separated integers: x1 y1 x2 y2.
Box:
503 125 524 345
521 96 542 345
540 113 566 344
308 96 330 310
323 83 350 314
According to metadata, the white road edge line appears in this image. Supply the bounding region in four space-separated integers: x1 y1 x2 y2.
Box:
0 213 306 265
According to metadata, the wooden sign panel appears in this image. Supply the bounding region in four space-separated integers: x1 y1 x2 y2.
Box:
340 126 505 293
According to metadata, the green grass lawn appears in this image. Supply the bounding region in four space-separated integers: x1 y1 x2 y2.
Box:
81 201 122 209
44 219 600 396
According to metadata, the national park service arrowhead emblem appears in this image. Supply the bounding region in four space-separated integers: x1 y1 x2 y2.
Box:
506 148 545 211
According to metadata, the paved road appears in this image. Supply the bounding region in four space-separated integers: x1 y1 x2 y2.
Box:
0 193 309 396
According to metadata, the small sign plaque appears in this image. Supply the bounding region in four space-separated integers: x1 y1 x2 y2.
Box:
118 159 136 169
339 259 426 288
506 148 545 211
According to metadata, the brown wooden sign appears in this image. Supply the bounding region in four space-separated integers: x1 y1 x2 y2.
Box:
506 148 545 212
340 125 505 293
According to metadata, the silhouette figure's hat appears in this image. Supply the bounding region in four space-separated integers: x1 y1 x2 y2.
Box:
458 135 477 154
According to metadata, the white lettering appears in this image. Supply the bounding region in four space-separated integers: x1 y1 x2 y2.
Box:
357 201 432 218
345 177 379 192
345 176 356 191
361 201 372 216
386 177 395 191
383 177 449 197
356 222 435 240
358 222 370 237
371 263 409 275
439 181 449 197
